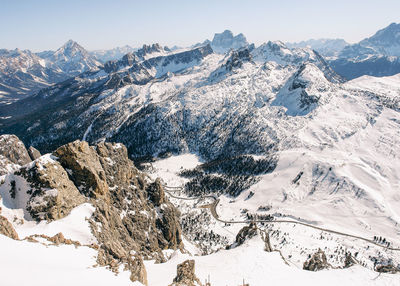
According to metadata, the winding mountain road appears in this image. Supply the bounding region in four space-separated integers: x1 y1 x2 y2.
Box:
162 184 400 252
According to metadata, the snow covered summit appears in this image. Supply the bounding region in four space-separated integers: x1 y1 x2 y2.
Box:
211 30 249 53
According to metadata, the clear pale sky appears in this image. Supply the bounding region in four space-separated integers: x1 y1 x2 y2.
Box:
1 0 399 51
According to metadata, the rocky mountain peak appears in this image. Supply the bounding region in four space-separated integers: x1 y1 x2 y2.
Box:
0 134 32 175
56 39 87 57
361 22 400 47
0 137 184 284
211 29 249 53
90 45 137 63
286 38 349 57
170 260 203 286
53 140 110 199
39 40 102 75
135 43 169 60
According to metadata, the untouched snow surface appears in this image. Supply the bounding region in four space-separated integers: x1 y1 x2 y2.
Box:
145 235 400 286
0 235 138 286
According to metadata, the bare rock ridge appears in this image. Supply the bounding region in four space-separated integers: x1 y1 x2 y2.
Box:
0 137 183 285
170 260 203 286
28 146 41 161
0 213 19 240
0 134 32 175
15 157 85 221
0 134 43 176
231 223 258 248
54 141 109 199
303 249 331 271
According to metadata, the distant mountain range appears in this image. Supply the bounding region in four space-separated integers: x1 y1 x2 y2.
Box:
1 23 400 103
1 24 400 285
287 39 349 58
193 29 249 54
287 23 400 80
90 45 137 62
0 40 101 102
330 23 400 79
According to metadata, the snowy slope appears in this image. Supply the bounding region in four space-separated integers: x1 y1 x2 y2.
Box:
0 235 138 286
90 45 137 62
1 38 400 283
145 235 400 286
287 38 349 58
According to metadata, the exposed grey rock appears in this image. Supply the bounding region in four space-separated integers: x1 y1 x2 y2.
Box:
211 30 248 54
0 214 19 240
343 252 356 268
0 137 182 284
170 260 203 286
147 178 165 206
15 157 85 221
39 40 101 76
303 249 331 271
0 134 31 175
129 255 148 286
135 43 166 60
28 146 41 161
50 140 183 283
0 40 101 101
233 223 257 247
375 264 399 274
329 23 400 79
53 140 109 199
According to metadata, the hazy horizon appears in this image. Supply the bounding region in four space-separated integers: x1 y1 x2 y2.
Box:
1 0 399 52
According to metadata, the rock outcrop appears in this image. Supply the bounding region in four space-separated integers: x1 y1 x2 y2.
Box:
0 214 19 240
87 140 183 265
169 260 203 286
303 249 331 271
0 134 32 175
375 264 399 274
25 232 81 247
147 178 165 206
343 252 356 268
28 146 41 161
54 141 109 199
53 140 182 283
129 255 148 286
15 156 85 221
0 138 183 285
261 230 273 252
233 223 258 247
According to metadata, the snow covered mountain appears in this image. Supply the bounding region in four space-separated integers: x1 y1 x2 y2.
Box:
329 23 400 79
358 23 400 57
210 30 249 53
38 40 101 75
90 45 137 62
0 49 65 103
193 30 249 54
287 38 349 58
1 32 400 285
0 40 102 102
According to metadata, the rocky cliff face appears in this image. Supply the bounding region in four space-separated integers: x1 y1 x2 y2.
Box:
0 208 19 240
303 249 331 271
0 138 183 285
27 146 41 160
15 156 86 221
169 260 203 286
54 141 109 199
329 23 400 79
211 30 248 54
0 134 37 175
